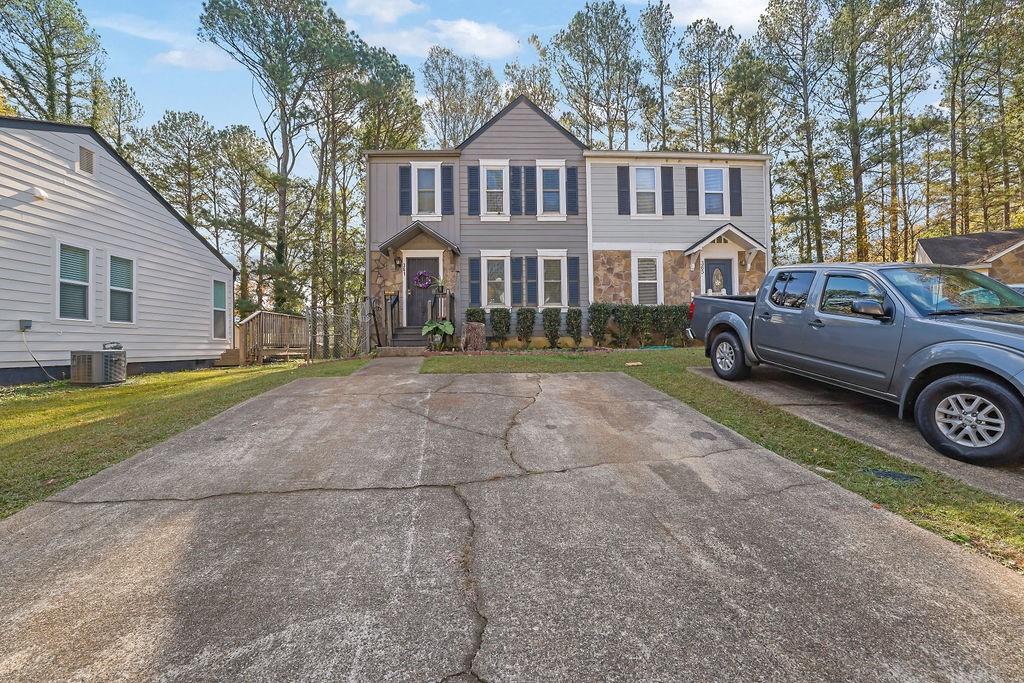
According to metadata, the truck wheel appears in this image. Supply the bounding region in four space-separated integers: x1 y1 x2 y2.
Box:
710 331 751 381
914 373 1024 466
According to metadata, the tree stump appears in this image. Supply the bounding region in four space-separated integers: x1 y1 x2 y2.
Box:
462 322 486 352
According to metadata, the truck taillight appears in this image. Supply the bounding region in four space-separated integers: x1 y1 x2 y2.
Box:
688 300 695 320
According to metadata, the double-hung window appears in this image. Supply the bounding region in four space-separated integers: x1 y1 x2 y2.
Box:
108 255 135 323
536 160 566 220
481 250 511 308
537 249 568 308
213 279 227 339
632 253 663 305
411 162 440 218
632 166 659 216
701 167 727 217
58 243 90 320
480 160 509 219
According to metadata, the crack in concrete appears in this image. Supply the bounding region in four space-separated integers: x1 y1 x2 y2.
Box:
451 486 489 683
499 376 543 473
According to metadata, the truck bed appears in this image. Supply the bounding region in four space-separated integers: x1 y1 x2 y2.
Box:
689 295 756 343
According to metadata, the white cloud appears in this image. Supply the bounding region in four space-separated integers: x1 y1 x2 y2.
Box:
93 14 236 72
365 19 519 59
669 0 768 36
342 0 425 24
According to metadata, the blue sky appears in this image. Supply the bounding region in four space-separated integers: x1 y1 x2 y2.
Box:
79 0 768 137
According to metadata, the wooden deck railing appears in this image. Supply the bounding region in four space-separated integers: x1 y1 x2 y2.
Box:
236 310 310 364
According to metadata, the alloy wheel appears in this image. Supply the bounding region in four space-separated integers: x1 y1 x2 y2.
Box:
934 393 1005 448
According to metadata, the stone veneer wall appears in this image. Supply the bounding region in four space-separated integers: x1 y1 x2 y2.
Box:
663 251 694 305
989 249 1024 284
592 250 632 303
369 249 458 304
739 252 767 295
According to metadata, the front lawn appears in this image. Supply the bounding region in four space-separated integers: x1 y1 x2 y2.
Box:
422 349 1024 572
0 359 365 519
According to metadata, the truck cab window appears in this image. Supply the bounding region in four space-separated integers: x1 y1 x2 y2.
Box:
769 271 814 308
821 275 885 317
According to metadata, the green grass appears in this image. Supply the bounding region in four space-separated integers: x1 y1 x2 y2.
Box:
422 349 1024 572
0 359 365 519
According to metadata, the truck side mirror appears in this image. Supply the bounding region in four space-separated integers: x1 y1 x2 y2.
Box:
851 299 887 319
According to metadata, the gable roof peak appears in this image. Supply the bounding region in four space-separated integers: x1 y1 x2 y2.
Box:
457 95 586 150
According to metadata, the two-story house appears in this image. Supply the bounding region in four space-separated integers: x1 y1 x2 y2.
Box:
364 96 771 347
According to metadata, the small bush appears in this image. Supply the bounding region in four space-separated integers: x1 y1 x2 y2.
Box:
465 307 485 324
489 308 511 346
566 307 583 348
636 305 655 347
542 308 562 349
516 307 537 345
588 303 612 346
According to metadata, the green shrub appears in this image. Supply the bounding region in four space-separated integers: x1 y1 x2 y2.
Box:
465 307 485 324
611 304 638 347
489 308 511 346
636 305 655 347
542 308 562 349
516 307 537 345
668 304 689 344
566 307 583 348
652 305 674 342
588 303 612 346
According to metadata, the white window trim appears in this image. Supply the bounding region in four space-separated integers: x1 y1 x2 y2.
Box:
536 159 567 222
699 165 731 220
480 248 511 310
107 252 137 325
400 249 445 326
55 240 93 323
631 251 664 305
212 276 229 340
630 165 661 219
480 159 510 222
411 161 442 222
537 248 568 309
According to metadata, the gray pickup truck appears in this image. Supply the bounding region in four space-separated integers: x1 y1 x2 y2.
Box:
689 263 1024 465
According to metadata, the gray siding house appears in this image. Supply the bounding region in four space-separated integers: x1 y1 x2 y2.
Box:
0 117 236 384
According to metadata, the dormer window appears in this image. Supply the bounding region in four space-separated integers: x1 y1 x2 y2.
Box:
78 146 95 176
411 161 441 219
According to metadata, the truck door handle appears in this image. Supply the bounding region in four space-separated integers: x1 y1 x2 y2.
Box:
808 319 825 329
758 312 771 321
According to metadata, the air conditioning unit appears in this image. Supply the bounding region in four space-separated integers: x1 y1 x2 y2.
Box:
70 345 127 385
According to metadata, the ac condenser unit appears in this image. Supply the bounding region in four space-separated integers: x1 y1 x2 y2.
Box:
70 346 127 385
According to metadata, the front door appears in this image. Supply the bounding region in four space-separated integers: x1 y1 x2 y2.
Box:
406 257 439 327
704 259 733 295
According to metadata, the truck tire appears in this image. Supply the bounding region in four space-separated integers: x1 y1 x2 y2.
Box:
710 331 751 381
914 373 1024 466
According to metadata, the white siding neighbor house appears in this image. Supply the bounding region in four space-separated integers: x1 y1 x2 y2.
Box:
0 117 236 384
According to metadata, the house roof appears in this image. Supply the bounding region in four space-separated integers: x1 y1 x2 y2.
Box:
584 150 771 162
457 95 586 150
378 220 460 255
685 223 766 256
0 115 237 274
917 230 1024 265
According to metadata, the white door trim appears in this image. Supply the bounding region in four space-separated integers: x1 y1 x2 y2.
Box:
401 249 445 327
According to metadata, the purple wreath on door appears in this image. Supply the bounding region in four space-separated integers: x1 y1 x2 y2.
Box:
413 270 436 289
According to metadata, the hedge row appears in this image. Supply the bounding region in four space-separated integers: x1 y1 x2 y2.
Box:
464 307 584 348
588 303 689 347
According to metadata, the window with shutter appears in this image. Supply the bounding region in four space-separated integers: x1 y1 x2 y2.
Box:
58 243 90 320
536 160 566 219
700 167 728 217
411 162 441 218
632 167 659 216
213 280 227 339
109 255 135 323
480 160 510 219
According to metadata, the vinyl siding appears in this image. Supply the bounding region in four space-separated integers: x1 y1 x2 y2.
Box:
367 156 459 250
589 160 769 248
0 126 234 370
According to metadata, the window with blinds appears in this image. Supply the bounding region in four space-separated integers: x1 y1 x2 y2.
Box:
109 255 134 323
213 280 227 339
59 244 90 320
79 146 95 175
636 257 659 305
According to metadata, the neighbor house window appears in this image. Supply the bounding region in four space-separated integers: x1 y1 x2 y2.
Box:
538 249 568 307
58 243 90 320
213 279 227 339
480 160 509 219
411 162 440 217
481 250 511 308
702 167 726 216
632 253 663 305
108 255 135 323
632 166 659 216
536 160 566 219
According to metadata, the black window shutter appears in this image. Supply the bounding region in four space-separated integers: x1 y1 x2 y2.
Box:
399 165 411 216
523 166 537 215
441 165 454 215
525 256 538 305
567 256 580 306
511 257 523 305
510 166 522 216
566 166 579 215
469 257 481 307
617 166 630 215
686 166 699 216
468 165 480 216
661 166 674 216
730 167 743 216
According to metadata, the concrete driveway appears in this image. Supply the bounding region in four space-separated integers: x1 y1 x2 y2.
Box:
2 365 1023 681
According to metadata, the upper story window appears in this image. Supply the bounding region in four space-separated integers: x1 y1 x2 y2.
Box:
632 166 660 217
411 161 440 218
58 243 90 321
537 160 566 221
701 167 727 217
480 159 510 220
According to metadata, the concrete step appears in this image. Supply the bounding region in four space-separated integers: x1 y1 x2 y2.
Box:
376 346 427 357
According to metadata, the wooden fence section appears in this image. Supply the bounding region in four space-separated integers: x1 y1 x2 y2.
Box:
236 310 310 364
